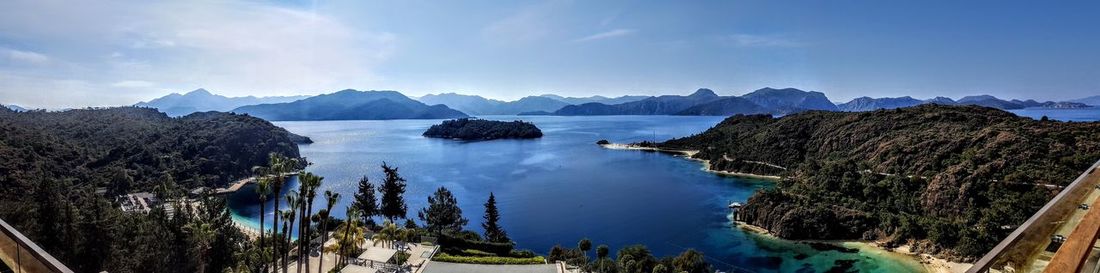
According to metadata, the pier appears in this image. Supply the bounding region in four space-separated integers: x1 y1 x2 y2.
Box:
729 201 744 222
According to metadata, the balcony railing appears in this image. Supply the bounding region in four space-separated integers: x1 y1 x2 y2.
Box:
0 218 74 273
967 159 1100 273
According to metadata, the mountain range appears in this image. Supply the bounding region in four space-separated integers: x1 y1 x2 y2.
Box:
536 94 652 105
131 88 1096 121
837 95 1091 112
2 104 25 112
134 88 309 116
230 89 468 121
553 87 836 116
418 93 573 115
1070 95 1100 106
417 93 650 115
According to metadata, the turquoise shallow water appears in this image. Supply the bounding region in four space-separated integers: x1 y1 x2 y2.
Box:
227 115 926 273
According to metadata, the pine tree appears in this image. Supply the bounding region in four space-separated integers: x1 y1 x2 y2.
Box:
352 176 378 226
481 192 510 243
378 162 408 222
417 187 467 235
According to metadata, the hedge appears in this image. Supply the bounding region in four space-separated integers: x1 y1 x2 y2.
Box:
438 232 515 256
433 253 546 265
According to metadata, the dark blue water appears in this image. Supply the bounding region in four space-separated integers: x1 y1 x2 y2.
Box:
227 115 925 273
1009 107 1100 122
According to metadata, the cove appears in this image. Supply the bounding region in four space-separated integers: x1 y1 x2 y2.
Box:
226 115 926 273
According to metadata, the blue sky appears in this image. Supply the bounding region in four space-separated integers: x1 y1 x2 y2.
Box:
1 0 1098 108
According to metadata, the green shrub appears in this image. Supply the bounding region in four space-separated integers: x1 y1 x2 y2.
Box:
458 249 496 257
510 249 537 258
433 253 545 265
438 232 515 256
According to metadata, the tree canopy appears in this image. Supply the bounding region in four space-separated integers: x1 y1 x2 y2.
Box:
418 186 468 235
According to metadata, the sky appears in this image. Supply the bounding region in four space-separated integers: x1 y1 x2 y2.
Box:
1 0 1098 108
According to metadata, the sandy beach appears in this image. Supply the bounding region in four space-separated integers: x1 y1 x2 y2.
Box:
599 143 782 180
890 245 972 273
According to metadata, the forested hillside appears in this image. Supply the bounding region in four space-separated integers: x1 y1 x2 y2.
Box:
0 107 303 272
659 105 1100 260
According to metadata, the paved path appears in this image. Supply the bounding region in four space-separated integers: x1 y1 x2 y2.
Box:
420 262 558 273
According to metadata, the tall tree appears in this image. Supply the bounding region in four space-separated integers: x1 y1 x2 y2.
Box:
339 209 363 267
351 176 378 227
417 187 468 235
578 238 592 268
596 245 611 273
279 210 293 273
297 171 323 272
184 219 215 273
254 177 272 272
317 190 340 273
254 153 297 272
481 192 510 243
33 178 63 251
378 162 408 222
283 191 299 273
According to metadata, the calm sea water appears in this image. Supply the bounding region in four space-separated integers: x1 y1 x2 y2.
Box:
1008 107 1100 122
227 115 926 273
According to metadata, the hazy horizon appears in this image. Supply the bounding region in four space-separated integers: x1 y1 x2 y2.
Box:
3 0 1099 108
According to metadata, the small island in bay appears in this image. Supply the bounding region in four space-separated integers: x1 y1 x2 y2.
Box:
423 118 543 140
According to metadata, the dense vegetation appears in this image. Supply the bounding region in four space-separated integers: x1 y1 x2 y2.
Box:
659 104 1100 260
0 107 303 273
548 241 712 273
422 118 543 140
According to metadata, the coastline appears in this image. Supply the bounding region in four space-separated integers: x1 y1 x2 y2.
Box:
602 141 968 273
598 143 782 180
736 221 971 273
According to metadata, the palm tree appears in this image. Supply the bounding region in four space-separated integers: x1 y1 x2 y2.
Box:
338 209 364 267
372 220 400 249
257 153 296 272
317 190 340 273
284 191 300 273
596 245 609 273
579 238 592 268
185 219 215 273
297 171 322 273
254 177 272 272
279 210 293 273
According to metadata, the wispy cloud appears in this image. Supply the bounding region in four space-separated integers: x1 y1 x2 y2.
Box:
3 48 49 65
0 0 396 107
719 34 803 48
112 80 156 88
572 29 637 43
482 0 569 45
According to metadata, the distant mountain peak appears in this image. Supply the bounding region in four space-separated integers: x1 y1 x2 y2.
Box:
742 87 838 111
186 88 213 96
959 95 1000 102
135 88 310 116
689 88 719 98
